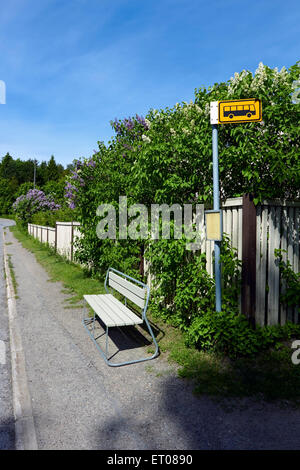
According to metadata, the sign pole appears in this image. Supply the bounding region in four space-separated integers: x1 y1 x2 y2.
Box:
209 98 262 313
212 124 222 312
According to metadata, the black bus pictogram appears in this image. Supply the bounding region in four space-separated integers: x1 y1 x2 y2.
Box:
223 104 256 119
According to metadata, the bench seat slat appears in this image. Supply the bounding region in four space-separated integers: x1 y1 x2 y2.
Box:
84 294 143 327
89 295 124 326
103 294 143 321
109 271 146 299
109 278 145 309
99 294 143 325
84 295 117 327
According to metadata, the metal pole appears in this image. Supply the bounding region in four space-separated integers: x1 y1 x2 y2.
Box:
33 160 36 189
212 124 222 311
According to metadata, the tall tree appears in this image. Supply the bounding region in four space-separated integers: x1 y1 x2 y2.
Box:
0 153 15 180
47 155 59 181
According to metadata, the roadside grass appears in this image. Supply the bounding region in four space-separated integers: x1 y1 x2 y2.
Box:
10 224 300 405
10 225 106 309
0 214 15 220
7 253 19 298
152 316 300 404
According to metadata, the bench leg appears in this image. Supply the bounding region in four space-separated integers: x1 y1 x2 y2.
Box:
105 326 109 359
92 310 96 338
82 308 159 367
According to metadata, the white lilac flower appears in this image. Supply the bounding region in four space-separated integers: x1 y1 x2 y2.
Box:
145 118 151 129
142 134 151 143
182 128 191 135
170 128 176 135
255 62 265 76
279 66 289 84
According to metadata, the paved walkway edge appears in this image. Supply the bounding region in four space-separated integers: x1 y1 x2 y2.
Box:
3 231 38 450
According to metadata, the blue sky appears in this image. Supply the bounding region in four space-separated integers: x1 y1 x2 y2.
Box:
0 0 299 167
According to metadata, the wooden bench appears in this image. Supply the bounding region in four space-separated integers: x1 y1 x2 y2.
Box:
82 267 159 367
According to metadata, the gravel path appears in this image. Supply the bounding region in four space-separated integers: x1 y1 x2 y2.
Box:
0 219 16 450
3 222 300 450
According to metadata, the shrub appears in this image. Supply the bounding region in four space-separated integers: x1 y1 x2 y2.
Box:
275 248 300 308
12 189 60 225
31 207 79 227
186 308 300 359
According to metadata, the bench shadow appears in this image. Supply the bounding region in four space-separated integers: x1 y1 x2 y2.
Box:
85 316 163 363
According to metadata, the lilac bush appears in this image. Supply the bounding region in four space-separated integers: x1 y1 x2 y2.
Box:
111 114 150 140
13 188 60 224
64 157 95 209
64 116 149 211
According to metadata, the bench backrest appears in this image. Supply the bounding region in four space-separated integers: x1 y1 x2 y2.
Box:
107 270 147 310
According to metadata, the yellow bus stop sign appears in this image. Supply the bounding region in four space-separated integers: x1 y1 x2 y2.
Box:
218 98 262 124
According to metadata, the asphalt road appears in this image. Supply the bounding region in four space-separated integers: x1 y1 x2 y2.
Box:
2 221 300 450
0 218 16 450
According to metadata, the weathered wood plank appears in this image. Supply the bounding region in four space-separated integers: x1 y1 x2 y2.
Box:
232 208 238 251
241 195 256 325
227 209 232 246
287 207 295 322
294 208 300 323
255 206 264 326
256 206 268 326
238 207 243 261
267 206 281 325
206 240 212 276
280 207 288 325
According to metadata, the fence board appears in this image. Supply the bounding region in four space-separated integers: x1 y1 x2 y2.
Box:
232 208 238 251
294 208 300 323
255 206 263 326
238 207 243 261
280 207 288 325
206 240 212 276
287 207 295 322
267 206 281 325
256 206 268 326
227 209 232 245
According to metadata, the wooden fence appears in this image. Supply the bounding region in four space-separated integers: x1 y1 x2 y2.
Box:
255 200 299 326
28 197 300 327
204 197 299 326
28 222 81 261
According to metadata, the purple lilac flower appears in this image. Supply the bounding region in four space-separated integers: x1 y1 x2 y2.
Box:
87 159 96 168
123 143 132 151
124 118 134 131
13 189 60 213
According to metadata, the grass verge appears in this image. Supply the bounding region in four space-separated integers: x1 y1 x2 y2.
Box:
10 224 300 405
7 253 18 297
10 225 106 307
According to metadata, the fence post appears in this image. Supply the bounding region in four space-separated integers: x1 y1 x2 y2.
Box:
241 194 257 326
71 222 74 262
55 223 57 253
